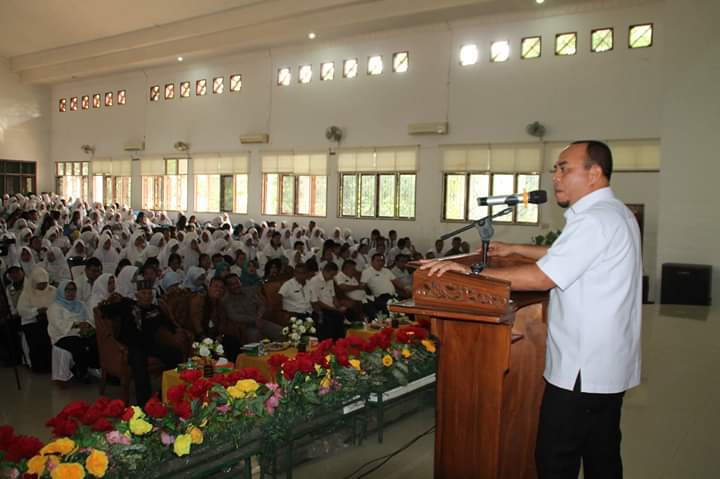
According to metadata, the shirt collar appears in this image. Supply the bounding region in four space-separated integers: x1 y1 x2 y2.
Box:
565 187 615 219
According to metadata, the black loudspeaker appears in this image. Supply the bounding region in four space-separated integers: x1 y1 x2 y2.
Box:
661 263 712 305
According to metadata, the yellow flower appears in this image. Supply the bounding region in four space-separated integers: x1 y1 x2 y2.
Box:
349 359 361 371
228 379 260 399
27 455 47 476
401 348 412 359
130 405 145 420
320 374 332 389
129 417 152 436
382 355 393 367
421 339 436 353
325 354 333 364
314 364 322 375
50 462 86 479
173 434 192 457
85 449 109 478
188 426 204 445
40 437 76 456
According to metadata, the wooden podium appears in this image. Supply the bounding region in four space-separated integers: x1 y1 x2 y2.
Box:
390 254 548 479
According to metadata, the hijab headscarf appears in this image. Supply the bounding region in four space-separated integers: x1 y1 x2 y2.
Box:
116 265 139 299
19 246 36 276
65 239 87 260
125 231 147 265
93 234 120 274
18 267 56 310
55 280 89 320
183 266 207 293
159 271 181 293
89 273 115 313
44 246 71 284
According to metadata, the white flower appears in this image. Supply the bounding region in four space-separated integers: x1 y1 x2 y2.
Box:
199 346 211 357
290 333 300 341
282 327 289 335
216 357 229 366
202 338 214 345
309 327 316 334
299 326 306 334
215 344 224 355
192 342 199 349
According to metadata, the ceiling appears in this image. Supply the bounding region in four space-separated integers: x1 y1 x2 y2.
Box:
0 0 607 84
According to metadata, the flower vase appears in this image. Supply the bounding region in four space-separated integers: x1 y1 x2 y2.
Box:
297 341 307 353
391 318 400 328
203 359 214 378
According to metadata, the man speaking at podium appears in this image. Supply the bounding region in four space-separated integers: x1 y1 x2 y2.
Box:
421 141 641 479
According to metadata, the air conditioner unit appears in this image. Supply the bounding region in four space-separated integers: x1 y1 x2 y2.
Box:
408 122 448 135
123 141 145 152
239 133 269 144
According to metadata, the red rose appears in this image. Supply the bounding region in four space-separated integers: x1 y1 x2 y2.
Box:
144 397 168 419
417 318 431 330
179 368 202 383
282 361 299 381
166 385 187 405
4 435 43 463
45 417 78 438
316 338 334 354
103 399 126 418
173 401 192 420
268 354 289 372
23 474 38 479
121 407 135 422
188 379 212 400
94 396 111 410
61 400 89 419
91 417 114 432
0 424 15 451
295 356 314 375
81 405 104 426
335 351 350 367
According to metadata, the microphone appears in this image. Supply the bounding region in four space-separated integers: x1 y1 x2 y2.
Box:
477 190 547 206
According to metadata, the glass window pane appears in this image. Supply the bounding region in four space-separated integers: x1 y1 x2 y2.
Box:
57 163 64 176
378 174 396 217
73 162 82 176
263 174 279 215
297 176 311 215
468 174 490 220
444 174 466 220
398 174 415 218
313 176 327 216
93 176 104 204
281 175 295 215
516 174 540 223
82 162 89 175
491 174 514 221
116 177 131 207
179 159 188 175
195 175 209 211
221 175 233 212
166 159 177 175
234 175 248 214
208 175 220 212
341 175 357 216
360 175 376 217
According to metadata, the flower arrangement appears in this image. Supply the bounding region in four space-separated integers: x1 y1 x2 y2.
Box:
191 337 225 360
0 328 438 479
281 316 316 348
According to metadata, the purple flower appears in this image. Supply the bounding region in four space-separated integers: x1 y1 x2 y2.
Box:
216 404 231 414
106 430 131 445
264 395 280 415
161 431 176 446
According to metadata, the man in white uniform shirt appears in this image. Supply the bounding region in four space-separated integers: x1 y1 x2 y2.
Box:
278 264 312 316
361 253 410 313
420 141 641 479
308 262 348 340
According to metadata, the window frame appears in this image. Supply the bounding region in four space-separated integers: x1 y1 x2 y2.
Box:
193 173 249 214
520 36 542 60
591 27 614 53
441 171 541 225
55 161 90 201
555 32 578 56
338 171 416 221
628 23 654 49
261 173 327 217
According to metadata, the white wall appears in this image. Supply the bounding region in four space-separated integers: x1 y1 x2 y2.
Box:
49 2 664 294
657 0 720 302
0 58 51 190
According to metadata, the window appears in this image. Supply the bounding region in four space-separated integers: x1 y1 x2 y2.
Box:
459 44 479 66
555 32 577 56
92 94 101 108
367 55 383 75
338 148 417 219
320 62 335 81
591 28 613 53
81 96 90 110
104 92 113 107
70 97 78 111
117 90 127 105
521 36 542 59
0 161 36 196
213 77 224 94
229 74 242 92
490 41 510 62
180 81 191 98
196 79 207 96
140 158 188 210
343 59 358 78
277 67 291 86
164 84 175 100
393 51 409 73
629 23 653 49
91 159 132 206
150 86 160 102
441 144 542 223
261 153 327 216
193 155 249 213
55 161 89 200
59 98 67 112
298 65 312 84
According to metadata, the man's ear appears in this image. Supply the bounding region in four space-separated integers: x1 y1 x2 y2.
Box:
589 163 604 185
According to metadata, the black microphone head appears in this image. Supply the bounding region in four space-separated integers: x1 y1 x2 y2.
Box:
528 190 547 204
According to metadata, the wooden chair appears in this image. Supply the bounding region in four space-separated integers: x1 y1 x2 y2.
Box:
261 280 290 327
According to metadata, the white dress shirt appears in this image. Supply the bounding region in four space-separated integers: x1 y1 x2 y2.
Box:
335 271 367 302
278 277 312 314
308 273 336 308
361 267 397 297
537 187 642 394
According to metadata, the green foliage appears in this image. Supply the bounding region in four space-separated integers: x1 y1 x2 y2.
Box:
532 229 562 246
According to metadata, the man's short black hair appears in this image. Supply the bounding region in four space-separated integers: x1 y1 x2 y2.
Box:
572 140 613 181
85 257 102 270
294 241 304 249
143 257 160 269
323 261 339 272
342 259 356 268
371 253 385 262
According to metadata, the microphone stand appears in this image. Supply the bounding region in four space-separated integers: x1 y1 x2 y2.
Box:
440 207 513 267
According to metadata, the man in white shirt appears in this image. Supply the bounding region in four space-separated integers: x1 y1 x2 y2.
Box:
308 262 348 340
286 241 312 269
390 254 413 291
361 253 410 313
74 257 102 306
278 263 312 316
335 259 377 321
420 141 640 479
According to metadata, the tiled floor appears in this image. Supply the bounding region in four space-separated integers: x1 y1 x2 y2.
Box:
2 304 719 478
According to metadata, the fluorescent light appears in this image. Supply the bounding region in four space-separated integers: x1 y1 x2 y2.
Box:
177 56 184 62
308 32 316 39
536 0 545 4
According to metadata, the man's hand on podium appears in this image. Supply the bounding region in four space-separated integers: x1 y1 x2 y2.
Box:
486 241 514 257
417 259 471 277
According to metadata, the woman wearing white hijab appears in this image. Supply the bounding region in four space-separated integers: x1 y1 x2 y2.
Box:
180 232 200 271
93 234 120 275
44 246 71 284
198 230 212 254
19 246 36 277
88 273 116 314
124 231 147 266
159 238 180 269
65 239 87 260
17 267 56 372
182 266 207 293
343 228 356 245
116 265 139 299
80 230 99 256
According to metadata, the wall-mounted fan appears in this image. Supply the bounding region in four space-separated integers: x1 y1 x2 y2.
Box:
80 144 95 154
525 121 546 139
174 141 190 152
325 126 343 143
